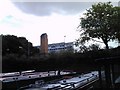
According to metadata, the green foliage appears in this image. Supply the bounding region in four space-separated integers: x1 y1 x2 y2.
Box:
2 34 39 56
2 35 120 73
77 2 120 49
112 6 120 42
78 44 101 53
2 35 22 55
2 46 120 72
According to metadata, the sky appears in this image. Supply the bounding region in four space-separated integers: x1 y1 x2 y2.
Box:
0 0 119 47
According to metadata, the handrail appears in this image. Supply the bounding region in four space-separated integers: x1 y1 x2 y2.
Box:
45 74 99 90
17 72 99 90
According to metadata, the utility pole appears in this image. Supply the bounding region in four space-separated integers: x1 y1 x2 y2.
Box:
28 41 30 57
64 35 66 50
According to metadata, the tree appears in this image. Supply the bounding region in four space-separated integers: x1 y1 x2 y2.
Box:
88 44 101 51
111 6 120 43
78 44 101 53
2 35 34 56
77 2 120 49
2 35 22 55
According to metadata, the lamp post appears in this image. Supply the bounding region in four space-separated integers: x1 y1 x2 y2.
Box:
64 35 66 43
64 36 66 50
28 41 30 57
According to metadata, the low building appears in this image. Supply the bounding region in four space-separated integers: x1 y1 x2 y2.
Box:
35 42 74 53
48 42 74 53
118 1 120 6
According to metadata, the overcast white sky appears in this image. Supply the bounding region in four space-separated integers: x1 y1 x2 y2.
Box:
0 0 119 47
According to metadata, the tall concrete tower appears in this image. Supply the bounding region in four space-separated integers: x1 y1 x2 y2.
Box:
40 33 48 55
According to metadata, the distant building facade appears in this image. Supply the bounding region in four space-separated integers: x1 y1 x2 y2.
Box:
48 42 74 53
40 33 48 55
35 42 74 53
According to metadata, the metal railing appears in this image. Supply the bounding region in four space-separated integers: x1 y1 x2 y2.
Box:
44 74 99 90
18 72 99 90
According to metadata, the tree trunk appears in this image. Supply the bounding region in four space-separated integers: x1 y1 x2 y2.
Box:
105 42 109 49
102 37 109 49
